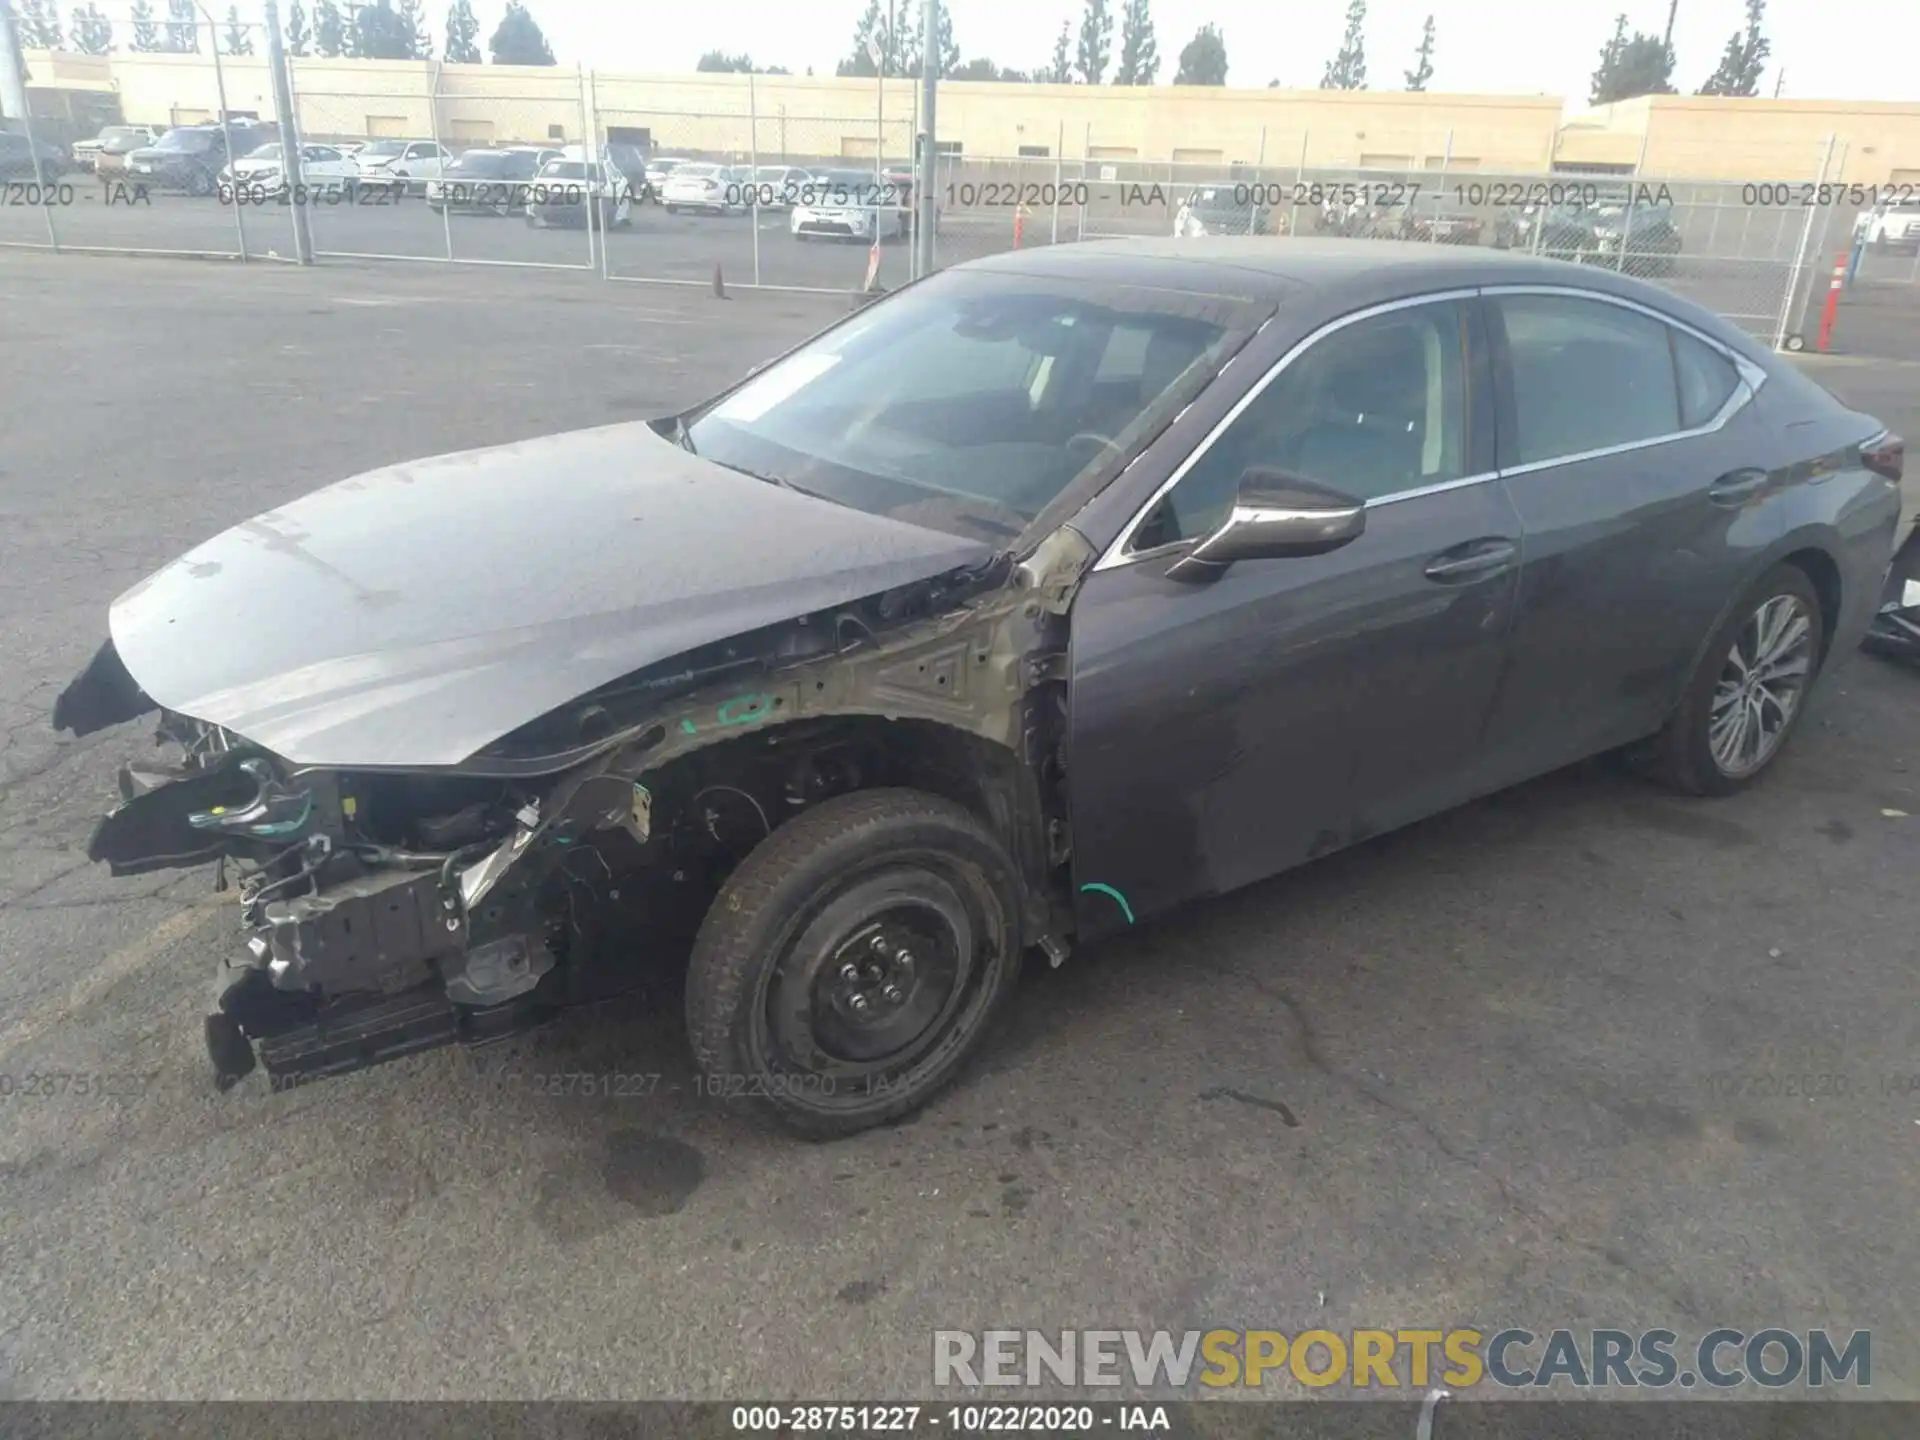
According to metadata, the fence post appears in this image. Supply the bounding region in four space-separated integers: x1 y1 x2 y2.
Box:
1774 132 1835 351
1077 121 1090 240
1430 127 1453 243
429 60 453 261
200 6 248 261
577 63 597 274
263 0 313 264
747 68 761 287
590 69 610 280
1051 121 1064 245
1 0 60 250
1291 129 1308 237
1615 127 1652 271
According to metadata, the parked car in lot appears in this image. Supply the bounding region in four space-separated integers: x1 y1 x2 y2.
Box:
661 162 750 214
0 130 72 181
1366 195 1485 245
219 141 362 199
73 124 160 175
1584 201 1685 275
643 155 688 198
1855 198 1920 254
790 167 906 242
54 239 1902 1138
525 155 635 229
425 146 563 215
1174 185 1276 237
354 138 454 195
732 164 814 211
123 123 273 195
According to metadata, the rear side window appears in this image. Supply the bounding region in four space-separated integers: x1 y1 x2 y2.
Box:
1672 329 1741 429
1496 295 1680 465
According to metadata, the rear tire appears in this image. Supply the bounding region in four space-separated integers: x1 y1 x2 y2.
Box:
685 789 1025 1139
1647 564 1825 797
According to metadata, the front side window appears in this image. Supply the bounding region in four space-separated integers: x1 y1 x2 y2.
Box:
1133 299 1471 550
682 271 1245 544
1497 294 1681 465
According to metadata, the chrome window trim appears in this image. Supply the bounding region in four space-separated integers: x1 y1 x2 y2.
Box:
1094 281 1770 575
1480 284 1764 476
1094 289 1482 572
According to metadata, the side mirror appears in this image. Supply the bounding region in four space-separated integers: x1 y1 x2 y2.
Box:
1164 468 1366 583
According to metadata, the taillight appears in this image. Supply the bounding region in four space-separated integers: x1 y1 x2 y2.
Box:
1862 431 1904 485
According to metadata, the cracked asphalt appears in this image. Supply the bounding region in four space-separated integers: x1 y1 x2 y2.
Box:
0 253 1917 1402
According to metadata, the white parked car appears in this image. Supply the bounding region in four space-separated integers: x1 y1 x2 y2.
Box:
354 138 454 195
790 168 905 243
219 141 362 198
660 163 749 215
526 154 634 229
1855 198 1920 254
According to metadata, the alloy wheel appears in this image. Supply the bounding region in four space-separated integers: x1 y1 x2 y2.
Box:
1708 593 1814 778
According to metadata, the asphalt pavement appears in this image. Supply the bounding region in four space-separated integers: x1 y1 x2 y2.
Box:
0 251 1917 1402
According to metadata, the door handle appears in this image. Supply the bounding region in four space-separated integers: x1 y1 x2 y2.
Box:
1423 538 1517 583
1708 467 1769 506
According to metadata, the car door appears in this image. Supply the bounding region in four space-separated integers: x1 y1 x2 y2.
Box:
1065 293 1523 940
1475 286 1779 784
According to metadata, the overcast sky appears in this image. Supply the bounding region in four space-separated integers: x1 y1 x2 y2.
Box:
502 0 1913 104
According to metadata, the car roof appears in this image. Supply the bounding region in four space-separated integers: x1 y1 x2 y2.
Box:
955 237 1769 357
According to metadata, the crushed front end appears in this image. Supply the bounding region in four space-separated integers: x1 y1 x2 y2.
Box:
53 527 1087 1097
72 693 648 1090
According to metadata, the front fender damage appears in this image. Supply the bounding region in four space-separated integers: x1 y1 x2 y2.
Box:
69 526 1098 1093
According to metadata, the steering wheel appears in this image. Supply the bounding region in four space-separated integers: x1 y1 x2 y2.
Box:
1066 431 1122 461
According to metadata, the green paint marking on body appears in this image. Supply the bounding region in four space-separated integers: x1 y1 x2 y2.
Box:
1079 882 1136 925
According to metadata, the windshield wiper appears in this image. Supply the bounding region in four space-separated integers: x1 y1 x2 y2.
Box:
671 414 697 455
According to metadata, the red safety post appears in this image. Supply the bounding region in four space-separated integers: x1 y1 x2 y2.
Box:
1816 251 1848 353
1013 203 1026 250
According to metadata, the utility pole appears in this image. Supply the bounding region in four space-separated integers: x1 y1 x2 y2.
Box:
263 0 313 263
1662 0 1678 53
1773 69 1786 98
915 0 937 275
0 0 30 126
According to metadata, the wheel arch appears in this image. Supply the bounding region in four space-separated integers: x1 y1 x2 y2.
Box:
1674 534 1848 718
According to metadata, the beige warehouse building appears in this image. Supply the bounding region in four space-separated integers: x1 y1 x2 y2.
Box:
17 48 1920 184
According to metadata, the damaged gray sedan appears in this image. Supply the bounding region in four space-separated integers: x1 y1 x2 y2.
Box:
55 240 1902 1135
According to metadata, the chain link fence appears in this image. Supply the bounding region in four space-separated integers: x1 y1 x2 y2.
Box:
5 32 1906 347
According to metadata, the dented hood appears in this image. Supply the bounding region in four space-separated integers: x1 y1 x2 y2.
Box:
103 422 993 769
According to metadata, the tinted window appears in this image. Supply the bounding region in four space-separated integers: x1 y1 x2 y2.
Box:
1135 300 1470 549
1498 295 1680 465
684 271 1236 544
1672 329 1740 428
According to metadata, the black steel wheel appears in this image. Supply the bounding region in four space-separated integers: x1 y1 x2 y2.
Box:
686 788 1024 1138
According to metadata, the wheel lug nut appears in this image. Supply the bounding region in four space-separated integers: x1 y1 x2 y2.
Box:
869 934 889 955
849 993 869 1012
897 950 914 967
839 963 860 983
882 984 903 1003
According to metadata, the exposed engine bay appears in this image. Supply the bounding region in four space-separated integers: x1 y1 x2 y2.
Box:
56 529 1093 1093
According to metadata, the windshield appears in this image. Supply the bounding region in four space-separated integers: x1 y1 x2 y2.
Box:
99 127 142 143
155 130 216 153
674 164 718 179
682 270 1243 544
359 140 407 158
541 161 597 180
240 143 282 163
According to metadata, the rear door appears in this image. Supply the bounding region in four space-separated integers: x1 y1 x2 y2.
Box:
1066 293 1523 939
1475 287 1779 783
